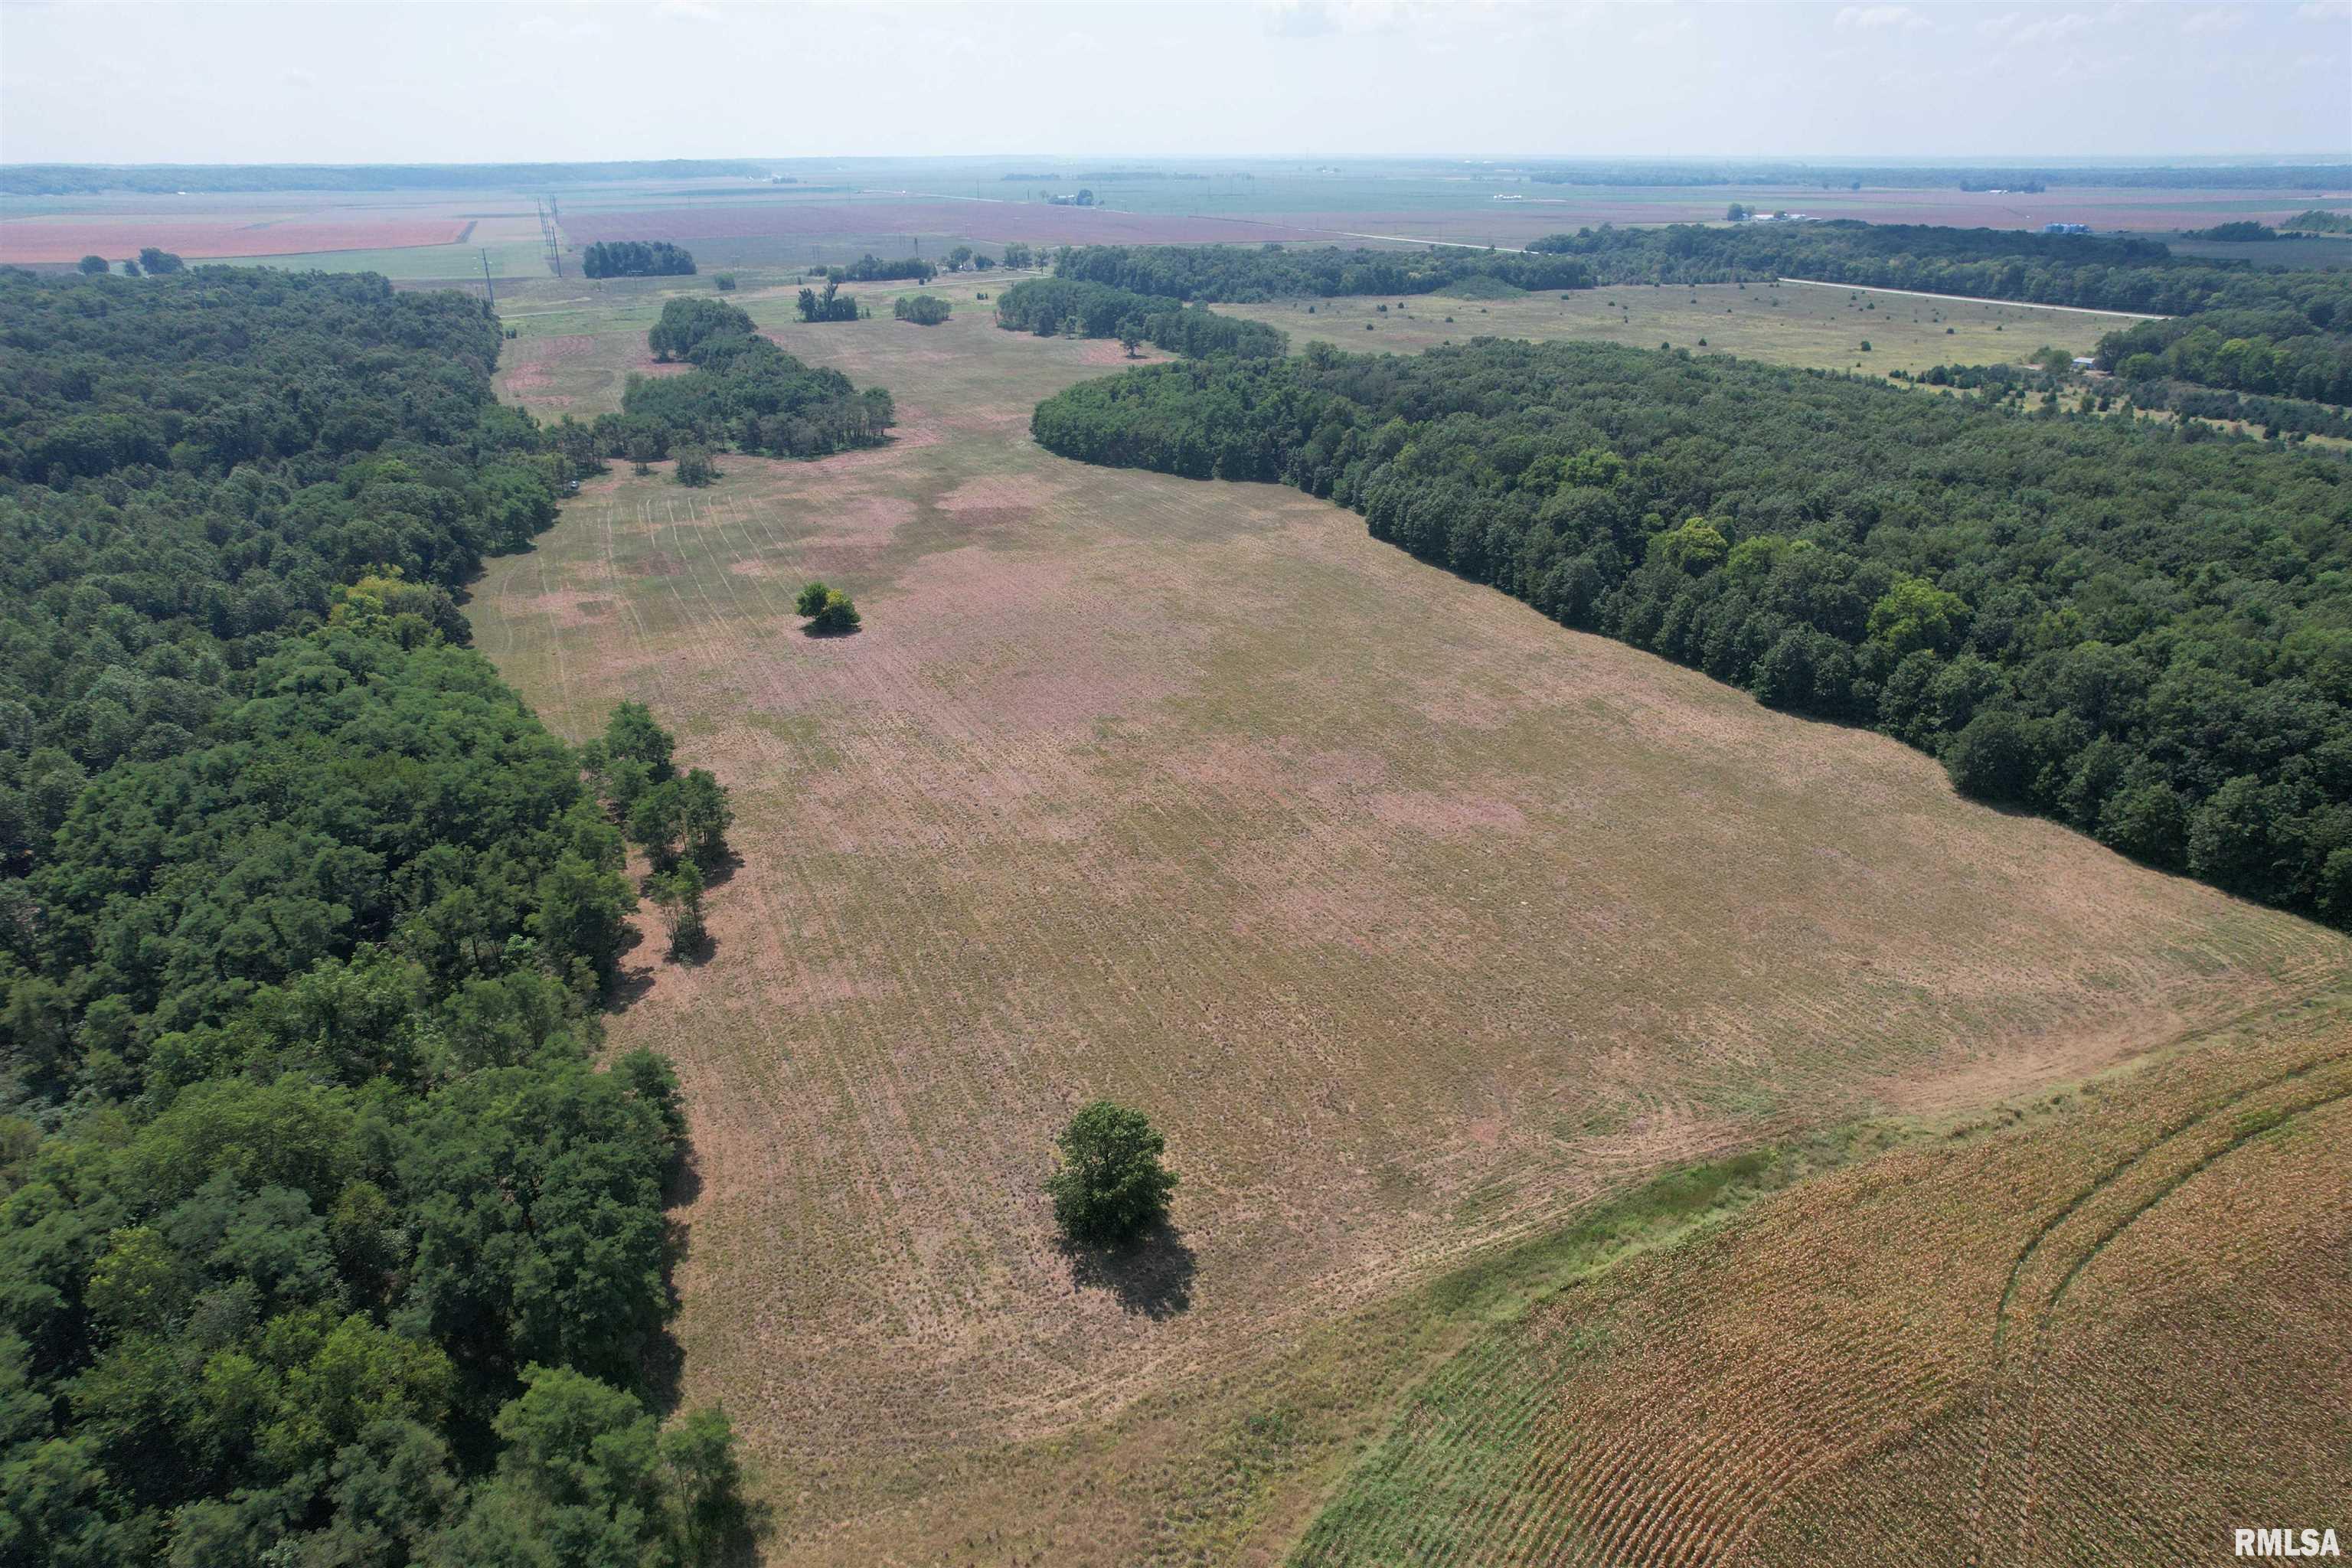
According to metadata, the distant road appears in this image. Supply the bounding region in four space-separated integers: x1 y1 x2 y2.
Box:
1774 276 2165 320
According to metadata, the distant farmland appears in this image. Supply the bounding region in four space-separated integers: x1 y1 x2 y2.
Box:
560 197 1346 258
0 213 471 263
471 283 2350 1563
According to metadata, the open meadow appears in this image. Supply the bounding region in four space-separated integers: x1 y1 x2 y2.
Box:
1215 279 2135 377
471 279 2351 1563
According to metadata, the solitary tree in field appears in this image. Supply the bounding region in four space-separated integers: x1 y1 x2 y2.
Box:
794 580 832 616
1118 316 1144 358
77 254 107 276
626 433 659 476
674 447 718 488
137 247 184 274
1049 1102 1178 1246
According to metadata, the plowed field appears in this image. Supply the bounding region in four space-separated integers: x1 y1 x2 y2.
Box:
472 290 2350 1563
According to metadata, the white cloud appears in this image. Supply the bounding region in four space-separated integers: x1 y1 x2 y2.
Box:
2295 0 2351 18
2180 6 2245 34
1979 8 2095 46
1836 5 1932 32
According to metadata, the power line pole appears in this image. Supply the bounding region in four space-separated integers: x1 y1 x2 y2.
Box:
480 247 496 309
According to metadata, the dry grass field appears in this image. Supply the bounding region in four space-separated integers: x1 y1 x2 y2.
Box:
1290 990 2352 1566
472 284 2349 1563
1217 280 2129 377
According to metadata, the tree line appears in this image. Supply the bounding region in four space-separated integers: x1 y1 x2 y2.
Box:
993 278 1287 358
1520 220 2352 317
582 240 697 279
823 254 935 283
1031 338 2352 927
567 296 895 464
0 266 748 1563
1050 243 1596 302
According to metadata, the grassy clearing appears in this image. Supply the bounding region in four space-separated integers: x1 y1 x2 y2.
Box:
1217 279 2122 376
472 295 2349 1563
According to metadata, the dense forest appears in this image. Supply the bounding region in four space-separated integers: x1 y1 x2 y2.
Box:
2094 309 2352 404
581 240 697 280
1052 244 1596 302
994 279 1286 358
1032 338 2352 926
597 297 895 461
0 268 746 1563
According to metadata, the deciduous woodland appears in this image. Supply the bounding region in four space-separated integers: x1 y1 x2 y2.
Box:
0 269 748 1563
606 298 897 461
993 278 1287 358
1050 229 2352 402
1032 338 2352 925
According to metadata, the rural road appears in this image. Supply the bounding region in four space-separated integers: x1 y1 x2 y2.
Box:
1774 276 2164 319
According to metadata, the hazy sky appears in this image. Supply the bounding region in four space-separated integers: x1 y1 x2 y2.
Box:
2 1 2346 165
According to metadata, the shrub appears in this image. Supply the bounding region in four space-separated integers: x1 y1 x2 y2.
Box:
794 580 831 616
802 586 860 635
893 294 952 325
714 273 737 292
674 447 718 487
1047 1102 1178 1246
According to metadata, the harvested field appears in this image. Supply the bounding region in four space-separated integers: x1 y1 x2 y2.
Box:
1291 990 2352 1566
472 295 2350 1563
0 214 470 263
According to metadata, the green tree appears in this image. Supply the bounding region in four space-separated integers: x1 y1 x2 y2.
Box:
805 589 860 635
1868 576 1971 658
651 861 706 960
794 580 832 616
673 447 717 488
76 254 107 276
1047 1101 1178 1246
136 247 183 274
603 701 675 784
675 769 733 870
1118 316 1144 358
713 272 737 292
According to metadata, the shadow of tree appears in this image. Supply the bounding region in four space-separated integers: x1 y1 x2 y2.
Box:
1062 1220 1197 1320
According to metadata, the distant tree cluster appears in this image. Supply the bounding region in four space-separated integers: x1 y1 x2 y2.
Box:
582 239 697 279
2281 210 2352 235
994 278 1286 358
797 277 862 322
1033 337 2352 928
603 296 895 460
137 246 183 274
1044 188 1097 207
825 253 934 283
1050 243 1595 302
894 293 952 325
2180 221 2278 243
1514 161 2350 191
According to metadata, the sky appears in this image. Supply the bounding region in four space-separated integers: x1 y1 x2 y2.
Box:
1 0 2346 166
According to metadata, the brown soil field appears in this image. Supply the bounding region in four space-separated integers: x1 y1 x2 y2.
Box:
0 214 471 263
1291 990 2352 1566
471 289 2350 1563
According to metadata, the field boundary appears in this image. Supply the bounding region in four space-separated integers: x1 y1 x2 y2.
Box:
1774 276 2165 319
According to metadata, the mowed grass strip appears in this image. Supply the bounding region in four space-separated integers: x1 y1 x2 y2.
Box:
472 301 2350 1563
